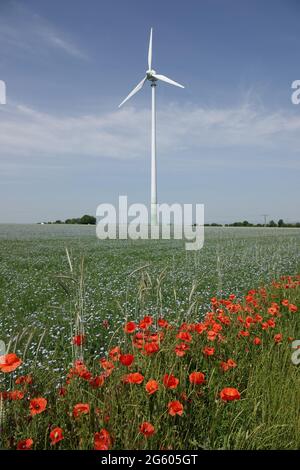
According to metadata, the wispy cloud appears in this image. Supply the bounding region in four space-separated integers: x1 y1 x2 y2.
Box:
0 2 88 60
1 101 300 174
34 18 89 60
41 33 87 59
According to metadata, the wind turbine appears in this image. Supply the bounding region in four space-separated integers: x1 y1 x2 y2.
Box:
118 28 184 226
261 214 269 227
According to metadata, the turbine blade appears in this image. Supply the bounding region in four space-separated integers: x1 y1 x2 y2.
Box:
118 77 147 107
152 73 184 88
148 28 153 70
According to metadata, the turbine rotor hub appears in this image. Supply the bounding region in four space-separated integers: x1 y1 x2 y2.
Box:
146 69 157 80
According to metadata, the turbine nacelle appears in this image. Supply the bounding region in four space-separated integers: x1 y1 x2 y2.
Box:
146 69 157 81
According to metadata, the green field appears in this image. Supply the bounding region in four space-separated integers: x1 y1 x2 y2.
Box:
0 224 300 450
0 224 299 380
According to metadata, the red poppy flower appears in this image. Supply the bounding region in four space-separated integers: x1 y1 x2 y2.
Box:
143 342 159 355
70 360 92 381
158 318 169 328
219 315 231 326
150 332 163 342
245 316 254 328
254 314 263 323
207 330 217 341
203 346 215 356
133 338 144 349
100 359 115 373
212 322 222 333
168 400 184 416
281 299 289 307
50 427 64 445
0 392 9 400
268 307 278 316
175 342 190 357
0 353 22 373
124 321 136 334
15 375 32 385
120 354 134 367
139 421 155 437
109 346 121 361
221 361 229 372
17 438 33 450
29 397 47 416
274 333 283 344
253 337 261 345
123 372 144 384
221 358 237 371
145 379 159 395
194 323 206 334
189 371 205 385
179 321 194 330
139 316 153 330
89 375 105 388
72 334 85 346
135 332 145 340
163 374 179 389
288 304 297 313
238 330 250 337
2 391 11 400
94 429 112 450
227 359 237 368
73 403 90 418
176 331 192 343
220 387 241 402
9 390 24 400
58 387 67 396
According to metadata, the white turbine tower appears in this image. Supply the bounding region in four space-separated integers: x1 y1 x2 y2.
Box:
118 28 184 226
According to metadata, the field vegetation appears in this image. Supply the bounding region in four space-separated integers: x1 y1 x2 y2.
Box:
0 225 299 449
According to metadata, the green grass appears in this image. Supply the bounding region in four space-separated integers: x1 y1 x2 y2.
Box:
0 224 299 450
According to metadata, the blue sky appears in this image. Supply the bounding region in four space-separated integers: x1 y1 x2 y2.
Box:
0 0 299 223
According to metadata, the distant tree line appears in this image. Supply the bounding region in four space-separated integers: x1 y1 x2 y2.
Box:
40 217 299 227
39 215 96 225
204 219 300 228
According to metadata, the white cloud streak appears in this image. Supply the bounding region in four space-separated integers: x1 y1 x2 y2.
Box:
0 102 300 173
36 26 88 60
0 3 88 60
